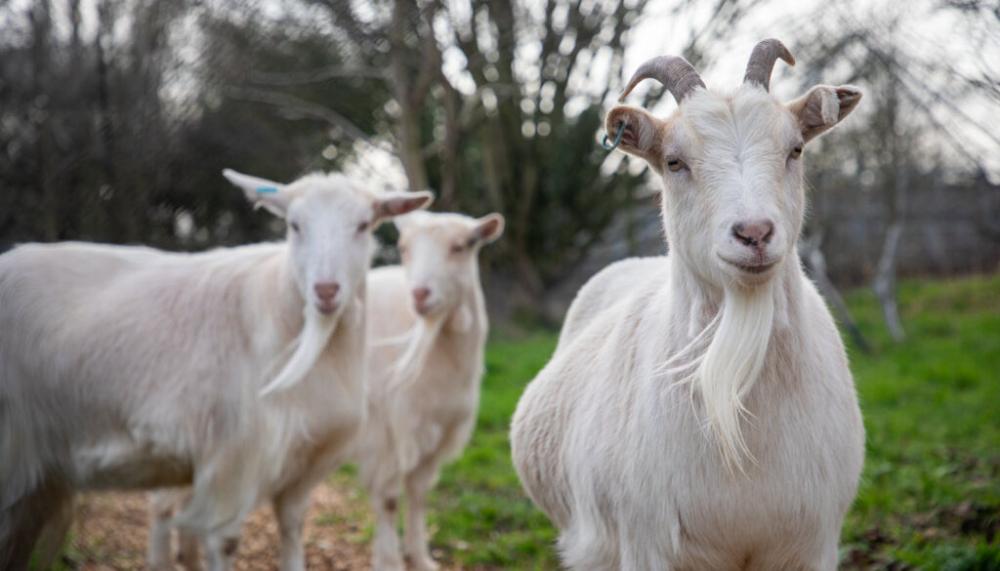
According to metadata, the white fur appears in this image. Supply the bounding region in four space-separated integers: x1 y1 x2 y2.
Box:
0 171 432 571
511 82 865 569
356 211 503 571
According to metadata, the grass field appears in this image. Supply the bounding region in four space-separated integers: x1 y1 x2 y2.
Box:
54 274 1000 570
366 274 1000 570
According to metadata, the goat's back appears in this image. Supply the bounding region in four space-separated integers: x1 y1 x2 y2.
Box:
556 256 668 351
0 241 286 506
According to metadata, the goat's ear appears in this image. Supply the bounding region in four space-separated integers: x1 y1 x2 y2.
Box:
374 191 434 223
223 169 292 217
471 213 505 246
605 105 668 171
788 85 862 143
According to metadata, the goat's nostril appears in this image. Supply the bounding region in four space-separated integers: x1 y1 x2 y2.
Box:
732 220 775 247
313 282 340 301
412 287 431 303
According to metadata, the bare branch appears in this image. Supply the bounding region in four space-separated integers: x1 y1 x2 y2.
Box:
223 85 386 151
249 65 387 86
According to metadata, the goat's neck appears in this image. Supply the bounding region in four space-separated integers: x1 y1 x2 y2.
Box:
441 279 489 346
242 250 308 352
666 253 803 344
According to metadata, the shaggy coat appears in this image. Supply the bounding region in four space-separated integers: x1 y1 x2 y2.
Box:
510 45 865 570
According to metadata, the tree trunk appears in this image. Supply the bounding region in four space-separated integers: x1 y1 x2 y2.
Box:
874 222 905 342
95 0 120 242
388 0 431 191
873 52 907 343
30 0 58 241
395 106 428 190
801 233 871 353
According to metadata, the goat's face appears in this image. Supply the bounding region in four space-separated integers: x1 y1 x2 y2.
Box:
605 42 861 289
224 170 433 318
659 88 805 287
394 211 504 318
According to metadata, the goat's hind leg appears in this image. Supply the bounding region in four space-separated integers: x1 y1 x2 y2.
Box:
0 480 72 571
148 491 177 571
32 493 74 570
370 478 405 571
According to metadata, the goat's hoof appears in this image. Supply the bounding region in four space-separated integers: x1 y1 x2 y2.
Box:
406 554 440 571
372 555 406 571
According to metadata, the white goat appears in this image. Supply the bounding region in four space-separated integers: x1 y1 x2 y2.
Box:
358 210 504 571
0 170 432 570
510 39 865 570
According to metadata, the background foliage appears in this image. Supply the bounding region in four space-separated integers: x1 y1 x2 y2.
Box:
2 0 997 313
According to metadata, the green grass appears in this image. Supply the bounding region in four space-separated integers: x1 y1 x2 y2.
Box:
427 335 560 569
376 274 1000 569
841 276 1000 569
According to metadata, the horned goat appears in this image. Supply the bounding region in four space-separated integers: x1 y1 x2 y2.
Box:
510 39 865 570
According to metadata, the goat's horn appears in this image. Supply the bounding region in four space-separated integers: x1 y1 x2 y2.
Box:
743 38 795 91
619 55 705 103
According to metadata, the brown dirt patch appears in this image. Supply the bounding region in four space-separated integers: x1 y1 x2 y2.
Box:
66 481 458 570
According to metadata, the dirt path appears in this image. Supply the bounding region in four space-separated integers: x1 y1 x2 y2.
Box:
67 481 422 570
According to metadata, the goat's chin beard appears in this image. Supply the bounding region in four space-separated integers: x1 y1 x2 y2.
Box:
693 282 775 471
259 308 339 397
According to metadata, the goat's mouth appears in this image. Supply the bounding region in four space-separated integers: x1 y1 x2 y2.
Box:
414 300 438 316
315 301 339 315
718 255 778 275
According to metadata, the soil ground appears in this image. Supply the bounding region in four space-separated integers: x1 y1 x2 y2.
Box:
65 481 459 571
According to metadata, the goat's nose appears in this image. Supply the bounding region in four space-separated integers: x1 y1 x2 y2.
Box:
732 220 775 247
412 287 431 303
313 282 340 301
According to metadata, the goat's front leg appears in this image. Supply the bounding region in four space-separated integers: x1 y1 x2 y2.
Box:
148 490 204 571
147 493 174 571
176 528 204 571
371 487 405 571
203 529 241 571
403 456 443 571
272 484 315 571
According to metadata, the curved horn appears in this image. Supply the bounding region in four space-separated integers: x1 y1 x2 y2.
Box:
743 38 795 91
619 55 705 103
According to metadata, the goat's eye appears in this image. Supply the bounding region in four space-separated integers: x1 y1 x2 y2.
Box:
450 243 464 254
666 158 687 173
356 221 370 233
789 146 803 160
289 221 301 233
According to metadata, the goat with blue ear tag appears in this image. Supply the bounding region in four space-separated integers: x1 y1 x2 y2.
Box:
0 168 432 571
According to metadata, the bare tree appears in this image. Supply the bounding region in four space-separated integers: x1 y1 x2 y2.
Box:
790 0 1000 342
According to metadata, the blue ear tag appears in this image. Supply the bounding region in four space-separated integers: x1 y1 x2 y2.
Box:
256 186 279 194
601 121 627 151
